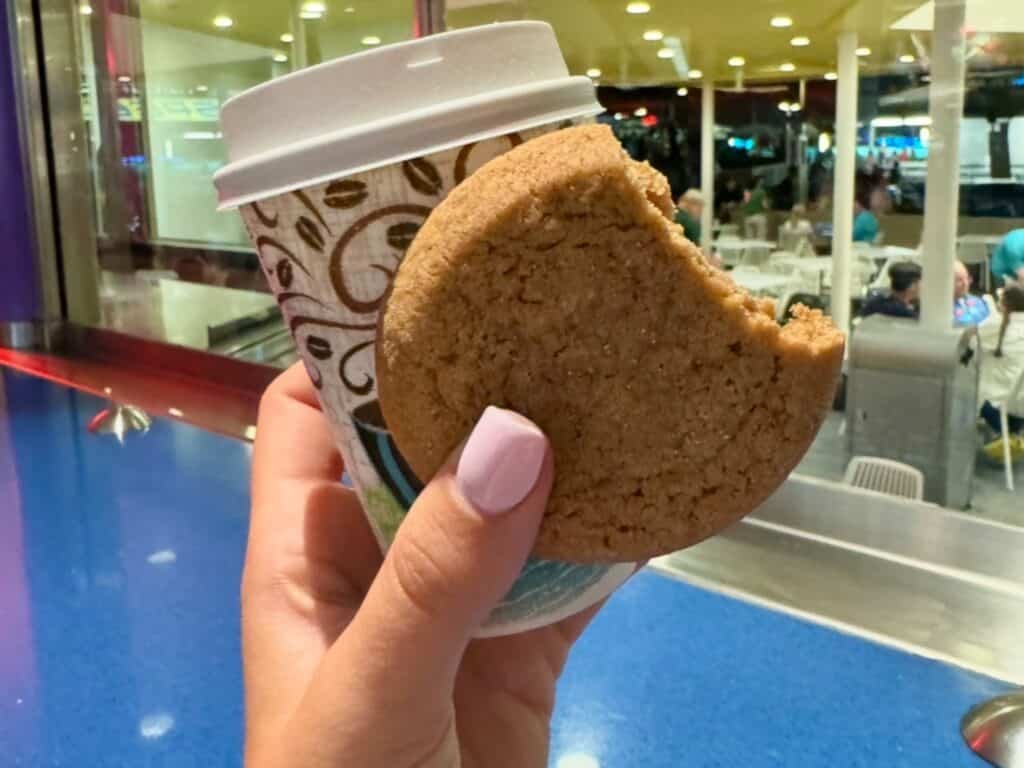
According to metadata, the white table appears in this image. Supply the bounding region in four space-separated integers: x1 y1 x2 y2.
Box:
854 245 920 264
713 238 777 267
730 269 795 296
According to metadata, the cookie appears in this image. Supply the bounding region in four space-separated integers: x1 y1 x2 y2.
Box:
376 124 844 562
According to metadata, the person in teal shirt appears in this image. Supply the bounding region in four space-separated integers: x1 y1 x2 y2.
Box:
852 200 879 243
992 228 1024 285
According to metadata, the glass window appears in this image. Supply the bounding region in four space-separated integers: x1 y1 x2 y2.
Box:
57 1 417 364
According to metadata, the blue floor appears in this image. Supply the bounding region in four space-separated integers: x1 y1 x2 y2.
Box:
0 367 1009 767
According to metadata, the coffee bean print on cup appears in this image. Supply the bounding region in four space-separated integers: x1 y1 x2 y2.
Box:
402 158 444 197
324 179 369 210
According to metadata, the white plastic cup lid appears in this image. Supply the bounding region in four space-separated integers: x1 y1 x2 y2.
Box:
214 22 601 209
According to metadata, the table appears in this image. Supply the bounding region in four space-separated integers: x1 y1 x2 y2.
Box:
713 238 777 267
730 269 795 296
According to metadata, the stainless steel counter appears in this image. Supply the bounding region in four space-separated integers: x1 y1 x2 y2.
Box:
653 474 1024 684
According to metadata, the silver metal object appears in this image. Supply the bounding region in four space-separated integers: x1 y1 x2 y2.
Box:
0 321 42 350
88 388 151 444
653 474 1024 685
962 691 1024 768
415 0 446 35
847 316 979 508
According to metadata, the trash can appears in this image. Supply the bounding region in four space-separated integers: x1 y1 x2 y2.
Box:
847 315 979 508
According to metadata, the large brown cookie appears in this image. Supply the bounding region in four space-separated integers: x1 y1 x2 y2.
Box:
377 125 844 562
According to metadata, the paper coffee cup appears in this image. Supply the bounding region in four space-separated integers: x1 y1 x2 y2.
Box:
215 22 636 636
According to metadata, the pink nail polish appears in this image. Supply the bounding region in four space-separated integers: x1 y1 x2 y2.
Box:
456 407 547 516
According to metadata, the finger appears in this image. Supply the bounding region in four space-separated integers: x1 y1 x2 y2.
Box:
309 406 551 709
252 363 344 486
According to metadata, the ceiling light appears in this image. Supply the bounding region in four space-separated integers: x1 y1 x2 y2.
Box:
770 16 793 28
361 35 381 45
657 48 674 59
280 33 294 43
779 62 796 72
677 87 688 96
643 29 664 41
899 53 915 63
824 71 838 80
728 56 745 67
273 53 289 62
614 112 625 120
302 1 327 12
586 68 602 78
626 2 651 13
688 69 703 79
634 106 648 117
778 101 791 111
213 15 233 28
344 5 355 11
79 3 93 14
790 36 810 47
195 84 209 93
117 75 132 83
856 46 871 56
789 102 801 111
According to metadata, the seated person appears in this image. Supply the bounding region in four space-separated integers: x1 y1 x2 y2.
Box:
992 229 1024 286
953 259 990 326
674 188 704 245
781 203 813 235
978 285 1024 451
861 262 921 320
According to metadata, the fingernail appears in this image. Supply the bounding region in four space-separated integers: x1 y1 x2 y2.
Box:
456 407 547 516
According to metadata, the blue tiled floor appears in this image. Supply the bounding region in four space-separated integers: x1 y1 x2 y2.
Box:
0 368 1009 767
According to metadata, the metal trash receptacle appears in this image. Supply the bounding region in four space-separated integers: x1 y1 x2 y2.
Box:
847 315 979 508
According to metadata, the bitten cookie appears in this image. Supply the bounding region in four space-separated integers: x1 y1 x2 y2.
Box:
377 124 844 562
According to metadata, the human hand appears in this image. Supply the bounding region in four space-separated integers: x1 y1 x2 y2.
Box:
243 363 605 768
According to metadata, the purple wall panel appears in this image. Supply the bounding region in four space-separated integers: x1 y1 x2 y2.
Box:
0 9 41 323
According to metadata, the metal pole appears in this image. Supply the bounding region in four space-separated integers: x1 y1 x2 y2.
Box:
700 77 714 253
919 0 967 332
798 78 809 204
414 0 446 36
830 31 859 338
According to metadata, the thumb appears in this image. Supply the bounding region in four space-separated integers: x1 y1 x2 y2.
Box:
338 406 551 693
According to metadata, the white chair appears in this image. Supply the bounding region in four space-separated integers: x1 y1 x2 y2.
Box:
744 214 768 241
843 456 925 500
990 369 1024 492
717 223 740 239
740 244 772 267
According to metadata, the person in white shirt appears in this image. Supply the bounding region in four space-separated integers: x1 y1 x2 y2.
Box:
978 285 1024 453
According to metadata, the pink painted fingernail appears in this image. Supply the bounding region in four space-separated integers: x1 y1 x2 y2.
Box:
456 407 547 516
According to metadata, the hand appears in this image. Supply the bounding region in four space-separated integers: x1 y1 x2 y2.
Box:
243 364 604 768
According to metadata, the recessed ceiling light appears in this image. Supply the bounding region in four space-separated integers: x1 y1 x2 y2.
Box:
634 106 648 116
677 87 688 96
344 5 355 11
273 53 289 62
780 62 796 72
790 36 810 47
302 1 327 12
899 53 915 63
117 75 132 83
213 15 233 28
643 29 664 41
728 56 745 67
361 35 381 45
856 46 871 56
790 102 801 111
778 100 791 111
586 67 602 78
195 84 209 93
770 16 793 28
80 3 93 14
688 68 703 79
626 2 651 14
824 71 838 80
657 47 674 59
280 33 294 43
